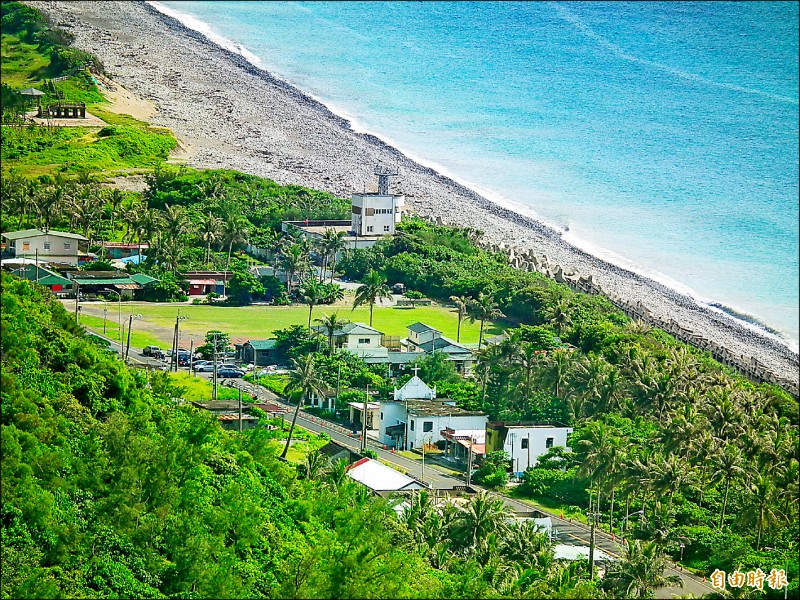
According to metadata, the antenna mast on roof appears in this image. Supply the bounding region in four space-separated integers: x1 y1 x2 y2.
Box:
374 163 398 195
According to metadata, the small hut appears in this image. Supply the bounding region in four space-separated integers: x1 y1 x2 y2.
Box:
19 87 46 111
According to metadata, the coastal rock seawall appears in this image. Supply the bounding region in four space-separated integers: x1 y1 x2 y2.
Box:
27 1 798 394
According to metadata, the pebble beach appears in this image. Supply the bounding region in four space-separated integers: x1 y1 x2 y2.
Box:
29 0 798 393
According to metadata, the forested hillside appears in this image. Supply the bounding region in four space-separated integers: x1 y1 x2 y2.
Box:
0 273 446 598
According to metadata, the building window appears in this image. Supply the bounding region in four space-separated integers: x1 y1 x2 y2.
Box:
546 437 554 448
521 438 529 449
352 206 362 215
358 338 370 344
64 242 71 250
410 420 415 431
384 225 390 232
22 242 30 250
366 226 374 233
43 242 51 250
423 421 433 432
380 412 383 420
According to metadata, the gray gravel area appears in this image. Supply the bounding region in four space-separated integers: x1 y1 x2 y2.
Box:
29 0 798 392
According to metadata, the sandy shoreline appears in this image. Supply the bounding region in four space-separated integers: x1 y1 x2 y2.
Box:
27 1 798 393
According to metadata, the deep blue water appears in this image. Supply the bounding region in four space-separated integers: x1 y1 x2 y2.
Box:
154 1 799 347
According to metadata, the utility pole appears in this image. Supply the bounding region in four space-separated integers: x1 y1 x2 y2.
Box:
212 332 218 401
588 499 600 580
238 388 243 433
189 339 194 376
467 436 475 486
527 432 531 471
103 302 108 334
173 310 188 371
125 314 133 362
422 437 426 482
336 362 341 413
74 281 80 322
361 383 369 453
510 433 515 480
35 249 39 283
172 321 178 371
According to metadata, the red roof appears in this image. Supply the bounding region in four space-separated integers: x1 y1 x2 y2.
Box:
346 457 370 471
456 439 486 455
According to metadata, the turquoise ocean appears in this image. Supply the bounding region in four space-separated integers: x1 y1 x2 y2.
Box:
153 1 799 349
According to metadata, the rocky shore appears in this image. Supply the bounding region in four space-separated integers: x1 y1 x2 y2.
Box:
29 1 798 394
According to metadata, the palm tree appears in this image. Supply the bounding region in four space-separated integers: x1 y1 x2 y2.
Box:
221 212 249 274
137 208 162 257
159 235 184 274
576 420 623 519
315 312 351 355
34 184 67 233
467 292 503 349
199 212 223 266
451 491 511 552
163 203 190 239
352 269 392 327
279 243 310 294
280 354 326 460
474 344 502 408
324 229 347 283
510 342 542 414
714 444 744 529
105 189 125 233
297 449 331 481
743 471 782 550
196 174 225 202
601 539 682 597
538 347 575 400
542 297 572 337
71 191 103 244
450 295 470 344
298 278 328 330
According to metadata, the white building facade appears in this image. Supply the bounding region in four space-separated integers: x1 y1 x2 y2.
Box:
351 192 404 237
378 374 488 450
486 422 574 476
2 228 87 266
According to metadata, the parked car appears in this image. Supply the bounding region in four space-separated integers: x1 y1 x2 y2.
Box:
142 345 161 357
194 362 215 372
217 367 245 378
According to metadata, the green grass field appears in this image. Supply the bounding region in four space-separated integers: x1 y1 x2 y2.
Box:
1 33 50 87
77 313 163 349
77 298 505 349
168 371 255 403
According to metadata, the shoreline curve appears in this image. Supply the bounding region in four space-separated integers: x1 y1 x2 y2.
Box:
26 0 799 394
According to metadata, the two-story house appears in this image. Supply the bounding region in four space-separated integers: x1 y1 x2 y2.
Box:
2 229 88 266
378 373 488 450
311 322 388 361
400 322 475 374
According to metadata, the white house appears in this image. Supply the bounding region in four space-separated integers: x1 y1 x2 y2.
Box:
378 374 488 450
346 457 427 492
2 228 88 266
311 322 387 360
485 421 574 476
400 322 475 374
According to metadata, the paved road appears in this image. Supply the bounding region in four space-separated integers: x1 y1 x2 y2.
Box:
78 340 714 599
227 378 717 599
